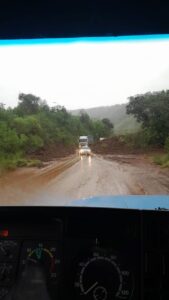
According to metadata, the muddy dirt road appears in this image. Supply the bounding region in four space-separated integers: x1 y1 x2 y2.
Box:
0 154 169 205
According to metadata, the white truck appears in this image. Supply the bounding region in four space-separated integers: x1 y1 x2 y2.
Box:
79 136 88 148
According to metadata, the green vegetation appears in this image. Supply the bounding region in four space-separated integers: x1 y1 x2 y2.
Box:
127 90 169 146
2 89 169 170
71 104 140 134
153 154 169 168
0 94 113 172
121 130 152 150
0 155 42 176
126 90 169 167
154 137 169 167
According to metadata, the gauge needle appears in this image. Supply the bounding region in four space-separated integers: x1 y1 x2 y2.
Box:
84 282 98 295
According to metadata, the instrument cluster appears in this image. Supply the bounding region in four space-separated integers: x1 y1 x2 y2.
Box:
0 206 168 300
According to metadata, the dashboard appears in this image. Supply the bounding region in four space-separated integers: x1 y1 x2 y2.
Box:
0 206 168 300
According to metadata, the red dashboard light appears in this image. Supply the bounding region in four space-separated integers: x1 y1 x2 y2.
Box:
0 230 9 237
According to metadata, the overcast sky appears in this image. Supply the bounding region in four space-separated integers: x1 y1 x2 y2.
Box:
0 37 169 110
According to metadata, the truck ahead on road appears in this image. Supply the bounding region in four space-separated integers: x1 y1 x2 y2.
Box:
79 136 88 148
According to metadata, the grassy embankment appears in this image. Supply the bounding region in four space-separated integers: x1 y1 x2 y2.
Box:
153 154 169 167
0 155 42 176
122 132 169 167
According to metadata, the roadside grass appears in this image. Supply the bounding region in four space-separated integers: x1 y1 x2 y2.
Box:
0 154 43 176
153 153 169 168
26 159 43 168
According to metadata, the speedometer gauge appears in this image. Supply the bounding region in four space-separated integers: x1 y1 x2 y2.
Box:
74 250 133 300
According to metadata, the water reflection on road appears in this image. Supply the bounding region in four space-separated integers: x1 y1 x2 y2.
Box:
1 155 169 206
80 155 92 168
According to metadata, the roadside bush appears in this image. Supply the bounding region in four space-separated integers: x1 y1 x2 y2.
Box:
0 157 17 171
20 135 44 153
0 123 21 153
0 156 43 175
164 137 169 153
26 159 43 168
0 152 23 173
156 137 169 168
13 116 42 136
123 130 151 149
16 158 28 167
153 154 169 167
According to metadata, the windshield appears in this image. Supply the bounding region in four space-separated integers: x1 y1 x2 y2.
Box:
0 35 169 206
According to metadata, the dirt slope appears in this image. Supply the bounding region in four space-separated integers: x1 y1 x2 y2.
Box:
29 143 76 162
91 137 136 154
91 137 163 155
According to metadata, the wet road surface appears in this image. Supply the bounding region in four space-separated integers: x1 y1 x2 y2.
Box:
0 155 169 205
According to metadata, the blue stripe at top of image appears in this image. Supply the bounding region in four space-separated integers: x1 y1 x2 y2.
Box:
0 34 169 46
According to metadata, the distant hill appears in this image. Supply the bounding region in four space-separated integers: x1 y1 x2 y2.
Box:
71 104 140 134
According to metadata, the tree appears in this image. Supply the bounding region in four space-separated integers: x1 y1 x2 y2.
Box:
0 123 20 154
13 116 42 136
102 118 114 130
79 111 93 132
126 90 169 145
0 103 5 110
80 111 90 124
39 100 50 112
17 93 40 115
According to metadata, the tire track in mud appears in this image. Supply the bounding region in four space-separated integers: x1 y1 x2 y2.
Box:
0 156 80 202
101 154 169 195
0 153 169 204
25 156 80 188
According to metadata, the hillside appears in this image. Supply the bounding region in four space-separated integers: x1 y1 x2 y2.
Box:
71 104 140 134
